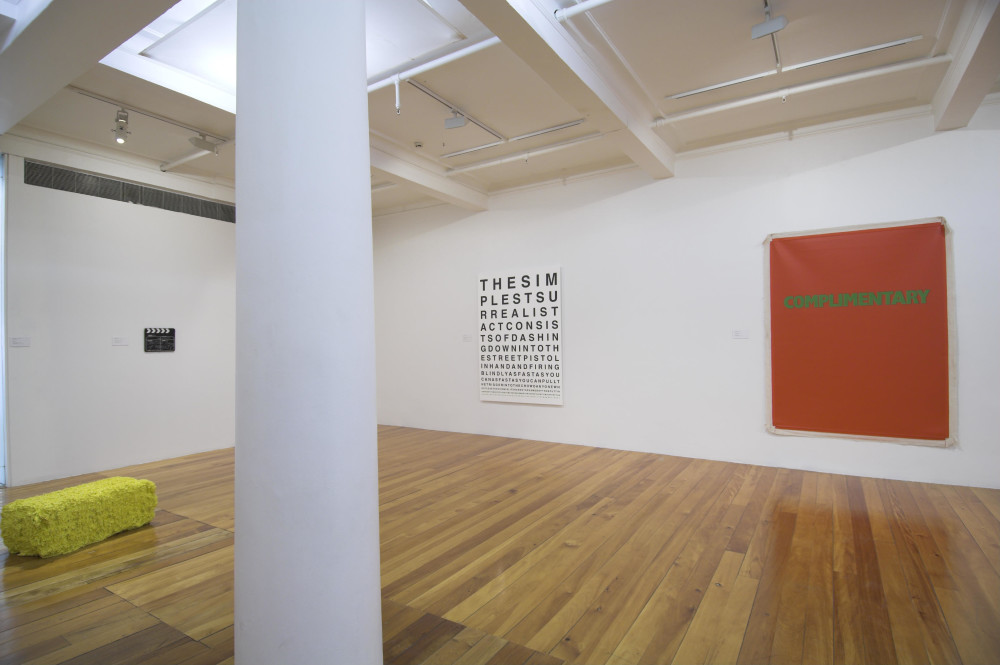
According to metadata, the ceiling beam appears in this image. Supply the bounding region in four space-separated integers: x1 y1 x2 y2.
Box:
457 0 675 179
370 134 488 211
0 0 176 135
932 0 1000 131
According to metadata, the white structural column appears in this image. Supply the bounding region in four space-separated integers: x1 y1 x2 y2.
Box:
234 2 382 664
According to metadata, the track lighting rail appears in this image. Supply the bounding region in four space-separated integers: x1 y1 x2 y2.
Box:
655 54 952 127
68 86 231 143
406 79 505 141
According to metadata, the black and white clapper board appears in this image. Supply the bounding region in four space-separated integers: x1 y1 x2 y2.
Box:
144 328 175 352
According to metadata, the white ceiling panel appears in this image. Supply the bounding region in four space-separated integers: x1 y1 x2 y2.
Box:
142 0 237 93
414 44 585 138
776 0 958 66
366 0 467 77
4 0 995 213
582 0 778 102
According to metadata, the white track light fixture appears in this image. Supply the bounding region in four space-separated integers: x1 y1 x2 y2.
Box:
752 14 787 39
189 134 219 154
444 110 467 129
112 108 130 144
159 134 223 171
752 0 787 40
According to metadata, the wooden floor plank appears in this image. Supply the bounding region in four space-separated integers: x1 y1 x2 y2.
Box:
800 473 835 665
385 613 464 665
937 484 1000 578
878 479 964 665
605 467 748 665
519 459 730 658
418 626 489 665
769 470 816 665
831 473 868 665
407 450 669 616
703 566 760 664
1 513 209 590
1 430 997 664
735 469 802 664
389 450 639 609
384 612 444 663
971 487 1000 523
485 641 535 665
2 528 233 609
0 588 113 634
448 456 690 636
380 444 606 585
848 475 898 664
860 478 928 665
381 600 428 643
908 483 1000 663
451 633 507 665
669 548 745 665
8 599 161 665
54 622 196 665
0 595 124 648
919 484 1000 619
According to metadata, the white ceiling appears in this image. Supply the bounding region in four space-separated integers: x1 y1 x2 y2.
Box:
1 0 998 217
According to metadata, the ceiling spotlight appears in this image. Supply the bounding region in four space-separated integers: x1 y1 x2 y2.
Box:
444 110 467 130
189 134 219 155
752 1 787 40
112 108 130 144
752 14 787 39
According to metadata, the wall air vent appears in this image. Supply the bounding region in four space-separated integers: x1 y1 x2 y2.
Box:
24 161 235 223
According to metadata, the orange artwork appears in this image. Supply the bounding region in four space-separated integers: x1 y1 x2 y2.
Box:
767 220 951 442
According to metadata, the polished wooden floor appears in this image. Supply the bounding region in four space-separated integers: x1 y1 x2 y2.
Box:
2 426 999 664
0 448 235 665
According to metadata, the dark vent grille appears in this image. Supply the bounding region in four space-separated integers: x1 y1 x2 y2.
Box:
24 161 235 223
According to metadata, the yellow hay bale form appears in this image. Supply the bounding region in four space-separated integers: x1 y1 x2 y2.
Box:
1 477 157 557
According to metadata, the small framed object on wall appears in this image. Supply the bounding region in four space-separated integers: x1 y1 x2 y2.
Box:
144 328 175 352
765 218 955 446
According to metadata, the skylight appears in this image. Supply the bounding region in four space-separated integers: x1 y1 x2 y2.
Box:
142 0 236 93
100 0 484 114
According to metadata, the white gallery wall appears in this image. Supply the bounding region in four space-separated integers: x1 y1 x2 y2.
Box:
3 101 996 489
4 147 235 486
373 101 1000 489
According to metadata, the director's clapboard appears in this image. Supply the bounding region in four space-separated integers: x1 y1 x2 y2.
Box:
144 328 175 352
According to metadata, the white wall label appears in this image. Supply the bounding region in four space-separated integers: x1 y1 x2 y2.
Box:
9 337 31 347
112 337 129 346
479 267 562 405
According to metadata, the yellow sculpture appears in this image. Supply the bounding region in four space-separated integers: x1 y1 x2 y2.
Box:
1 477 157 557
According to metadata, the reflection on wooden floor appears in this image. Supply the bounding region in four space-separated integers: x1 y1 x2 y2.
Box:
3 426 999 664
378 427 1000 664
0 448 235 665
